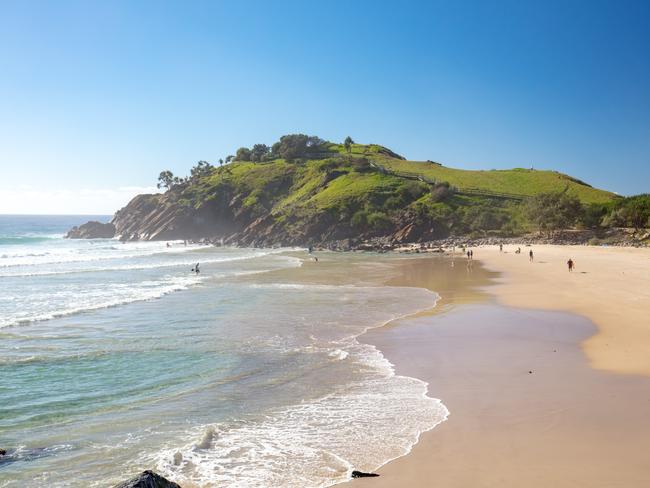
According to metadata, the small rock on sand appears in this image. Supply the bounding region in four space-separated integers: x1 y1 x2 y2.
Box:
351 470 380 478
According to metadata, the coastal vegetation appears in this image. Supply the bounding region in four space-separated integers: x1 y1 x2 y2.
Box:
104 134 646 245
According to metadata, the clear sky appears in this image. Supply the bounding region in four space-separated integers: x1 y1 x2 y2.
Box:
1 0 648 214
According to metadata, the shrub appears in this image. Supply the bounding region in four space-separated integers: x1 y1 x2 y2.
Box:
399 181 428 201
430 182 454 202
383 196 403 211
350 157 373 173
581 203 609 229
526 192 583 235
462 206 509 232
367 211 392 231
351 210 369 229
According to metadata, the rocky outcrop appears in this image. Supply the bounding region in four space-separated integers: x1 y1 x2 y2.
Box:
65 221 116 239
113 470 181 488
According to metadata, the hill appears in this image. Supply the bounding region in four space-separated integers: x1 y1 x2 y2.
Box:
68 135 629 247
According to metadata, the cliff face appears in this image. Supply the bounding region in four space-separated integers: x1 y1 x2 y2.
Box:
103 189 395 246
109 193 240 242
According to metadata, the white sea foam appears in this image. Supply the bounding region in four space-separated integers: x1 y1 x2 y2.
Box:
151 288 447 488
0 241 237 268
0 274 203 329
0 250 296 277
153 340 448 488
328 349 349 361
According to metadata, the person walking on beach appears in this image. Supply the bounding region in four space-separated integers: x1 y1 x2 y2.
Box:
470 250 474 259
499 244 503 252
529 249 534 262
567 258 574 272
467 250 471 260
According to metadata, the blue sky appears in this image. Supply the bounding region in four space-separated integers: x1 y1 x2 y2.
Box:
1 0 649 214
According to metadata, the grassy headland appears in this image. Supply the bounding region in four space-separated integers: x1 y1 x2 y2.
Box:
106 135 647 246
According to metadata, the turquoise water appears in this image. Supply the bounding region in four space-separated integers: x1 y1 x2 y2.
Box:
0 216 447 487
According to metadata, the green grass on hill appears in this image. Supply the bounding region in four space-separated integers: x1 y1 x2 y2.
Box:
374 158 615 204
171 141 621 241
322 142 615 204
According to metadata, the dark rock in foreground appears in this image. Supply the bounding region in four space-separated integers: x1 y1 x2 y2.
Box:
113 470 181 488
66 220 116 239
351 470 380 478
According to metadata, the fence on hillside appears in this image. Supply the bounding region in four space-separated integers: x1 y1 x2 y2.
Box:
370 162 529 202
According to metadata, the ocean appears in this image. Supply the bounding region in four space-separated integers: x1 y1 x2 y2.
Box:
0 215 448 487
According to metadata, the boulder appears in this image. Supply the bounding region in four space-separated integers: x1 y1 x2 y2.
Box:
113 470 181 488
66 221 116 239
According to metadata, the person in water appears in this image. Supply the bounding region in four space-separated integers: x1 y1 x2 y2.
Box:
192 263 200 274
567 258 574 272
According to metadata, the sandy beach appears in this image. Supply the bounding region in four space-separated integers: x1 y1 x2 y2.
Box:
349 245 650 487
477 244 650 376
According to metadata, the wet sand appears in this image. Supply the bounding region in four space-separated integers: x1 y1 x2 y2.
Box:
476 244 650 376
343 253 650 487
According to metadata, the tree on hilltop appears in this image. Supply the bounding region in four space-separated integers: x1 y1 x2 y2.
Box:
236 147 252 161
190 160 214 180
157 171 175 191
251 144 271 162
271 134 325 161
344 136 354 153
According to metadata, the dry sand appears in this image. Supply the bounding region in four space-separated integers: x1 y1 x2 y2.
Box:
476 244 650 376
347 246 650 487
